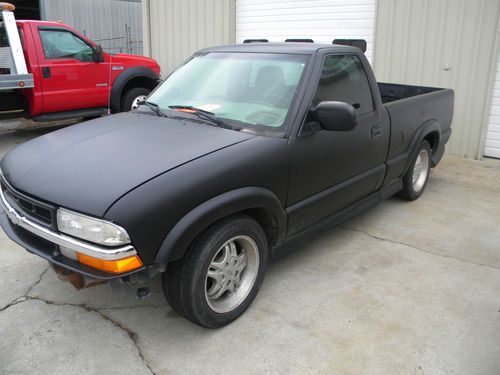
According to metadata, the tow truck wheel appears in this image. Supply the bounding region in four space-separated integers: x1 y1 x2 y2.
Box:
121 87 151 112
399 140 432 201
163 214 268 328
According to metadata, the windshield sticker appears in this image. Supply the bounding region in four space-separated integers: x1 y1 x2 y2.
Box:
198 104 221 112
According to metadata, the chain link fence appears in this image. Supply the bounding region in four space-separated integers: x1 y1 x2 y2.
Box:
84 24 143 56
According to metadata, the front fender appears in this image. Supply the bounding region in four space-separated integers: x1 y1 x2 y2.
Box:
154 187 287 263
110 67 158 113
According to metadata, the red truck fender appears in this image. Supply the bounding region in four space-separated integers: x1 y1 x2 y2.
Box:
109 67 160 113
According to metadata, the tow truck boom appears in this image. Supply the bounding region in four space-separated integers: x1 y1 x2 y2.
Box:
0 2 34 90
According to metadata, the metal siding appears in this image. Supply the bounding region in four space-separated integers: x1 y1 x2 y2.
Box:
142 0 151 57
144 0 236 75
374 0 500 159
43 0 143 55
484 21 500 158
236 0 377 63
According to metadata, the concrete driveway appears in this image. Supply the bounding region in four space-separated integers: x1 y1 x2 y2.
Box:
0 119 81 158
0 127 499 374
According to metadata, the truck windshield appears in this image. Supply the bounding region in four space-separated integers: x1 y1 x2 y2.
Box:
148 52 308 130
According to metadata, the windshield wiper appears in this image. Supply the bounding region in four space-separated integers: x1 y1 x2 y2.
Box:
137 100 168 117
168 105 237 130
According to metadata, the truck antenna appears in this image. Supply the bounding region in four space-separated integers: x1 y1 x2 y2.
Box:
107 53 112 115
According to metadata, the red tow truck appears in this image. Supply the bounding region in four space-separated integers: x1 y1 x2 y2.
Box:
0 2 160 122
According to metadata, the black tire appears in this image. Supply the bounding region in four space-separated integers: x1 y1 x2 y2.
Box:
398 140 432 201
120 87 151 112
163 214 268 328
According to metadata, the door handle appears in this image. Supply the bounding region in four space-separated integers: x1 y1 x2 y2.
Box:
42 66 51 78
371 124 383 138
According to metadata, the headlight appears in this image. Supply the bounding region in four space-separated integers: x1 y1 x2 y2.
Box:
57 208 131 246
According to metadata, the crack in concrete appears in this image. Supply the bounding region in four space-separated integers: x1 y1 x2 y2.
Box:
0 295 28 312
2 295 156 375
0 267 156 374
0 265 50 312
25 266 50 295
342 225 500 272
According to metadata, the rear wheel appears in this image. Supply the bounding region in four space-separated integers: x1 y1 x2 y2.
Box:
399 140 432 200
120 87 151 112
163 215 268 328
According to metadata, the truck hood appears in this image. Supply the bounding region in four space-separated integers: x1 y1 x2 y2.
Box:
0 113 254 216
112 53 159 69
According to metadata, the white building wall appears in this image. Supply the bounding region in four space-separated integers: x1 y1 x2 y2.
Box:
484 21 500 159
143 0 236 75
373 0 500 159
236 0 377 63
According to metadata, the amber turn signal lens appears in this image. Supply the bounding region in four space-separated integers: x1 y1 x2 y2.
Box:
77 253 143 274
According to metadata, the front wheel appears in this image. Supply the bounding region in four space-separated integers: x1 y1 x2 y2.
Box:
120 87 151 112
163 215 268 328
399 140 432 200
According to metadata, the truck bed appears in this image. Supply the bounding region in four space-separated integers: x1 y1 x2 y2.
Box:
379 82 454 182
378 82 444 103
1 25 33 91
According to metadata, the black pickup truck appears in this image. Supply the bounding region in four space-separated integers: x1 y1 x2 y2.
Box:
0 43 453 328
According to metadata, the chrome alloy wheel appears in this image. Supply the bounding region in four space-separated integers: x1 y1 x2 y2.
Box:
131 95 147 110
412 149 430 192
205 235 260 314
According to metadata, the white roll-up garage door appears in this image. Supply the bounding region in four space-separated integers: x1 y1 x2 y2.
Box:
236 0 377 63
484 33 500 159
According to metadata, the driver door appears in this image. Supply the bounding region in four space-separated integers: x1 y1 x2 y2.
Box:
36 27 110 113
287 53 390 235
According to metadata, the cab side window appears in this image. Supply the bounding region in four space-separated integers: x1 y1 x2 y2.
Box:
39 29 94 62
313 55 374 115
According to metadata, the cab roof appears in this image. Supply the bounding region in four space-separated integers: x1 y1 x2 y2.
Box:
16 20 65 26
201 42 362 55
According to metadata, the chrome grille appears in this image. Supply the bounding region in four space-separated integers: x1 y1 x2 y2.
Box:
0 178 55 227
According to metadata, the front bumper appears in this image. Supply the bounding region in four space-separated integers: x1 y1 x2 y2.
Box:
0 185 144 280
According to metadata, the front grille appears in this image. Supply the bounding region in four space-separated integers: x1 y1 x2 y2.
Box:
17 198 52 222
1 178 55 228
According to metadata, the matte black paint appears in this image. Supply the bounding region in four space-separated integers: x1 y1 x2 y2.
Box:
1 113 255 217
0 43 454 278
105 136 289 264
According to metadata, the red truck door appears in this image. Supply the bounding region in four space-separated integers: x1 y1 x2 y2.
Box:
34 26 110 113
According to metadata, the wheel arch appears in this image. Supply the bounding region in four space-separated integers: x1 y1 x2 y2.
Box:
109 67 159 113
403 119 442 174
423 130 440 154
154 187 287 264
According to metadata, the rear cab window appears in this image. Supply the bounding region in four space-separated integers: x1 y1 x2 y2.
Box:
313 54 374 115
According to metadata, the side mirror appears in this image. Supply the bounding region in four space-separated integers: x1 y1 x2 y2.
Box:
94 44 105 63
309 101 357 132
